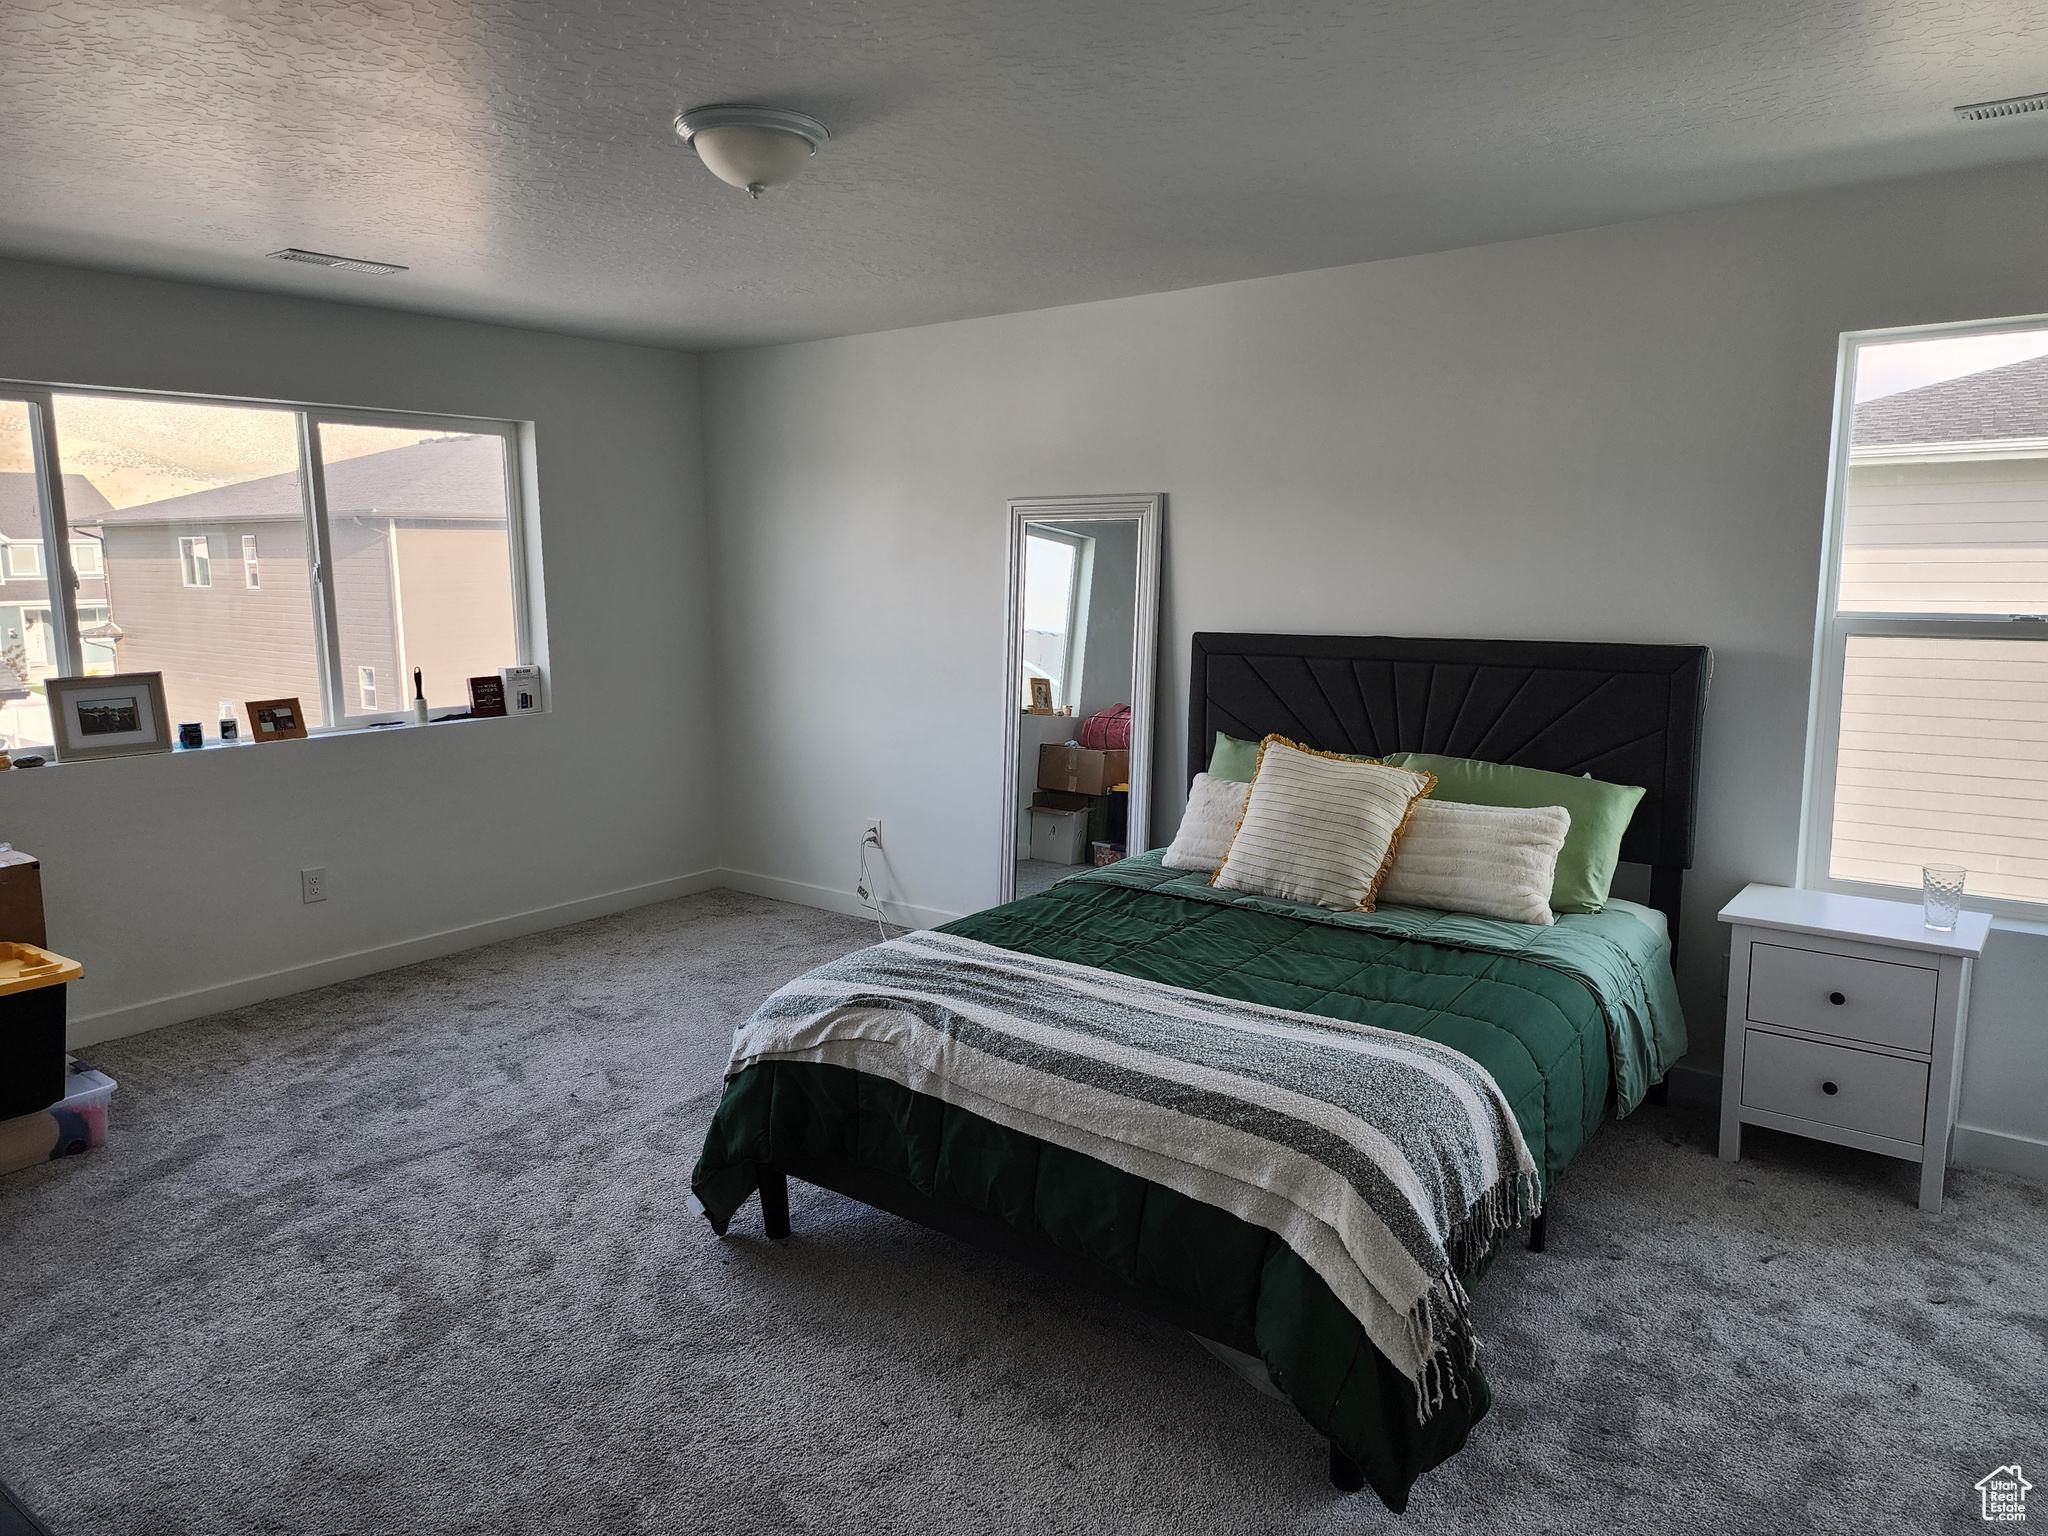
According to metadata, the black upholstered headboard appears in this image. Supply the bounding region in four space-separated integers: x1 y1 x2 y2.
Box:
1187 633 1711 936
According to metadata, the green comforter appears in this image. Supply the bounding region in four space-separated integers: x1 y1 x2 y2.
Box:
692 853 1685 1512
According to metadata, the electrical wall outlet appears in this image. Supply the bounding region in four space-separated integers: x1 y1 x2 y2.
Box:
863 819 883 848
301 866 328 904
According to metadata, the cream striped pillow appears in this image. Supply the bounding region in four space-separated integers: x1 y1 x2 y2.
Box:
1211 736 1434 911
1376 799 1571 926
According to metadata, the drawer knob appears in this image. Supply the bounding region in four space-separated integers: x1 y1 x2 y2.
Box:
1822 1080 1839 1095
1828 991 1846 1006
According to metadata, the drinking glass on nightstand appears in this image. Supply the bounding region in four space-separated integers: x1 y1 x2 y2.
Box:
1922 864 1966 931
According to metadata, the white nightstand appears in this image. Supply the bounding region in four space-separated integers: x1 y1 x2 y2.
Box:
1718 884 1991 1212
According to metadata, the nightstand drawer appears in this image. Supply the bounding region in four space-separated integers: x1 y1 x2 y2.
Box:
1746 942 1937 1053
1740 1030 1929 1145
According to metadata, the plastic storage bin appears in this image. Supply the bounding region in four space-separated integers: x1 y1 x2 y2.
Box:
0 1061 115 1176
0 943 82 1121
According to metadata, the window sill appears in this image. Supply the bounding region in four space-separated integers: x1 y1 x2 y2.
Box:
1802 876 2048 935
6 708 543 767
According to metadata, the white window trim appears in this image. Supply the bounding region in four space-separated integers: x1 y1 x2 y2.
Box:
179 535 212 588
1797 310 2048 924
1022 525 1089 711
242 533 260 589
0 378 545 745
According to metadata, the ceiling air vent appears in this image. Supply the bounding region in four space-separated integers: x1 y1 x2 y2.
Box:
1954 92 2048 123
266 248 408 275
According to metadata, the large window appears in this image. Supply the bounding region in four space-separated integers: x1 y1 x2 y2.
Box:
1806 318 2048 913
0 382 537 751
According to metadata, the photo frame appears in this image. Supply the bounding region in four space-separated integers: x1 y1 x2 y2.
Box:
1026 676 1054 713
46 673 173 763
244 697 309 743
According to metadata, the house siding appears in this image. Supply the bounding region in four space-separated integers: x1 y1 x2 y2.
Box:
329 516 402 715
102 517 322 727
392 524 516 708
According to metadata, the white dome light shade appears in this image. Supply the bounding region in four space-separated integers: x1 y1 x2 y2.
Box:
675 105 829 197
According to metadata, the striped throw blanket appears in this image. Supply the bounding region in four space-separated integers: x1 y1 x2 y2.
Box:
726 929 1541 1418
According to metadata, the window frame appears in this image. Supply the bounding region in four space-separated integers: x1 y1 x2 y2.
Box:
241 533 260 589
1798 311 2048 922
0 379 541 743
178 535 213 588
1020 526 1088 710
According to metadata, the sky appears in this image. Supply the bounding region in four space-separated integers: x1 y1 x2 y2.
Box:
1023 534 1076 632
1854 329 2048 403
0 396 444 509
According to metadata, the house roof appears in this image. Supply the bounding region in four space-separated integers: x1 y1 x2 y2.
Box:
77 434 508 528
1854 354 2048 449
0 472 117 542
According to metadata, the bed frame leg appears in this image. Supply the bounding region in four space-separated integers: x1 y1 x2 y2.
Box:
1329 1442 1365 1494
1646 1077 1669 1106
759 1167 791 1240
1527 1212 1547 1253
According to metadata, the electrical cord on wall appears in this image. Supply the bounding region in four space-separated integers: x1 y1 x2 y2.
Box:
855 828 900 943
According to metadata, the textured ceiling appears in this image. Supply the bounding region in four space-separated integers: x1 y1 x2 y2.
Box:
5 0 2048 351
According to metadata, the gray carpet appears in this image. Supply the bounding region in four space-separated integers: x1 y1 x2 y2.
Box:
2 890 2042 1535
1015 859 1083 899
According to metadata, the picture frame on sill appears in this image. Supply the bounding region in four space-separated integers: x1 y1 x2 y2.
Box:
47 673 173 763
244 697 309 743
1026 677 1055 713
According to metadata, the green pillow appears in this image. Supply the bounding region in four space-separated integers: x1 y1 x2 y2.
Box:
1207 731 1373 783
1383 752 1646 914
1206 732 1263 783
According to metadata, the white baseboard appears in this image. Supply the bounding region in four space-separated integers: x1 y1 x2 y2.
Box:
68 868 726 1049
715 867 965 932
1655 1066 2044 1186
1952 1124 2048 1184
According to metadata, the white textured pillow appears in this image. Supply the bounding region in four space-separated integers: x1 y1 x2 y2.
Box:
1211 738 1434 911
1162 773 1252 872
1377 800 1572 926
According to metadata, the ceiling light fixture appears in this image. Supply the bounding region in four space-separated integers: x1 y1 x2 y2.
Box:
267 248 408 275
1954 91 2048 122
674 104 829 198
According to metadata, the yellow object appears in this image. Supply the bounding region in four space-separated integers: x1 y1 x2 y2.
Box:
0 942 81 996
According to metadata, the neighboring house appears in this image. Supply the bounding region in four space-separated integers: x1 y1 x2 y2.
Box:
1833 356 2048 896
1847 354 2048 612
0 471 117 748
77 434 516 731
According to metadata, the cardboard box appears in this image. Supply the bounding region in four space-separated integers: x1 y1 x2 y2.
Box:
1029 807 1089 865
1038 745 1129 797
0 849 45 948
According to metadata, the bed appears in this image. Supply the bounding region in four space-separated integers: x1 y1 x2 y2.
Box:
691 632 1711 1512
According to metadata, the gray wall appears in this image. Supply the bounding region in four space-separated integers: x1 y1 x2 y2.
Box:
0 257 718 1040
705 157 2048 1178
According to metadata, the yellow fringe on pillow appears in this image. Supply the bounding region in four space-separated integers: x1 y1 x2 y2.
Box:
1209 734 1437 911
